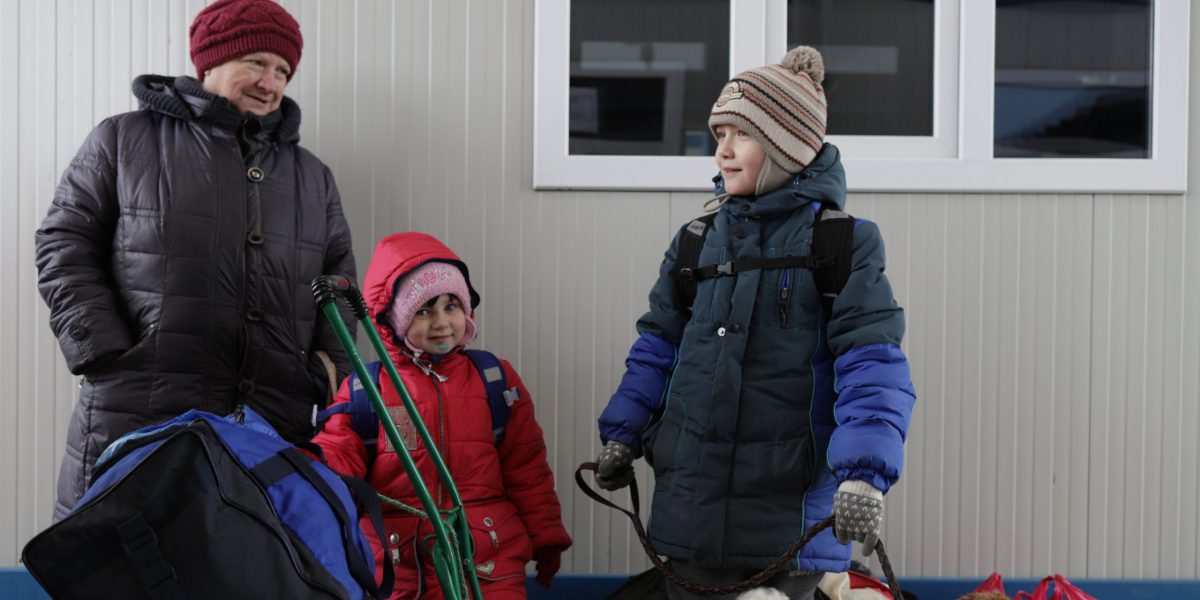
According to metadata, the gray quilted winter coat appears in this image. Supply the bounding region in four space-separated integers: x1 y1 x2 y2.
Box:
35 75 357 520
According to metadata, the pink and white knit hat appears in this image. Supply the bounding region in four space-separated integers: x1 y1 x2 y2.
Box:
386 261 477 353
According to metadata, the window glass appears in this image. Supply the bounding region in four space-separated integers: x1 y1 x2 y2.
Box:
787 0 935 136
569 0 730 156
994 0 1152 158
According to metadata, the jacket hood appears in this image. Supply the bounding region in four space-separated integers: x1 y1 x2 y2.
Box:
131 74 302 144
363 232 480 352
712 142 846 219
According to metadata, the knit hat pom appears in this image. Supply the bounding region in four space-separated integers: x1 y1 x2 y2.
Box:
780 46 825 87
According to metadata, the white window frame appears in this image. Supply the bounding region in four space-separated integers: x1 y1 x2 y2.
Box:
533 0 1189 194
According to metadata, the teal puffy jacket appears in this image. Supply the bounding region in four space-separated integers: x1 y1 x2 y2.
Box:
599 144 915 572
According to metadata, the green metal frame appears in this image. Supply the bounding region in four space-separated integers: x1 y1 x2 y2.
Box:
314 276 483 600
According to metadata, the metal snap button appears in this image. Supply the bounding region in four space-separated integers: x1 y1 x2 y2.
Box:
247 167 264 182
68 324 87 340
388 533 400 545
247 231 264 245
717 327 726 337
245 309 263 322
482 517 494 527
237 379 255 395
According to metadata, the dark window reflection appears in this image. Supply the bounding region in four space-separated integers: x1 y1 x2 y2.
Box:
788 0 935 136
995 0 1152 158
569 0 730 156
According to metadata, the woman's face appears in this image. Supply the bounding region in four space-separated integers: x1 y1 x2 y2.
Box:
202 51 291 115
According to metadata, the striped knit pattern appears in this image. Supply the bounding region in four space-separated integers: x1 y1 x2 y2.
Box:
709 46 827 173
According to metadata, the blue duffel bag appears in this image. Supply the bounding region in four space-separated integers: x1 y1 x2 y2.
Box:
22 406 393 599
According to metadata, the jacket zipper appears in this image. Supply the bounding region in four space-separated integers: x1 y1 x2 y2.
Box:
430 370 447 507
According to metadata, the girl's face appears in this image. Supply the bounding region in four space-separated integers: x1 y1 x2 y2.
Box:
713 124 766 196
405 294 467 355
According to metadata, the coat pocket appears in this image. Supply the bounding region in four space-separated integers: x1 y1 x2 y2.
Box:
465 500 531 582
647 394 687 493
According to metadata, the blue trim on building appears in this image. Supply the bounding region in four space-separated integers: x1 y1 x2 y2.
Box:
6 567 1198 599
524 573 1200 600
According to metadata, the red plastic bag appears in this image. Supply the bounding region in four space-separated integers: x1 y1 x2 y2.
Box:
1011 574 1097 600
972 572 1007 595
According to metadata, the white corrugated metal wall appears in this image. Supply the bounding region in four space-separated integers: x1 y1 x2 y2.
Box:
1 0 1197 580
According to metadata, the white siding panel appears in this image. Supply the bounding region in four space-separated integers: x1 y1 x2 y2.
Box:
0 0 21 562
2 0 1199 580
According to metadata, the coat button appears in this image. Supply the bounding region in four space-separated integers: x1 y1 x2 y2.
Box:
247 231 264 245
739 204 750 212
68 324 88 340
730 323 741 333
247 167 264 182
735 230 747 240
237 379 255 395
483 517 494 527
716 326 726 337
245 309 263 322
388 533 400 545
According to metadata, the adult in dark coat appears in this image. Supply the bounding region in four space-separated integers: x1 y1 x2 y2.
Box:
34 0 357 521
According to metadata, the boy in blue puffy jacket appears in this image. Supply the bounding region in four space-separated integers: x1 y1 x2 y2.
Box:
594 46 916 600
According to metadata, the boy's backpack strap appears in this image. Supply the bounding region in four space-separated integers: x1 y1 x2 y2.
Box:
811 206 855 312
675 213 718 314
464 349 516 445
316 361 384 463
670 204 855 316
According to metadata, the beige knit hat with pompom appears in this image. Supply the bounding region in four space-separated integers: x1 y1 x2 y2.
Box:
709 46 827 194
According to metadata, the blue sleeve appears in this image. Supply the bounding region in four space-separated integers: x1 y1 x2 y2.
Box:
825 220 916 492
598 332 677 455
598 228 689 455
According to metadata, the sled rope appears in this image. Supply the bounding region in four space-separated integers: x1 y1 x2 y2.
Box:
575 462 903 599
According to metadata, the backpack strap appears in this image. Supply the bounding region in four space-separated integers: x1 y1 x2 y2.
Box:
675 213 718 315
316 352 516 465
811 206 855 313
464 349 516 445
315 361 384 463
671 204 855 316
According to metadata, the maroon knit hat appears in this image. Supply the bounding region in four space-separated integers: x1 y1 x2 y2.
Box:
190 0 303 81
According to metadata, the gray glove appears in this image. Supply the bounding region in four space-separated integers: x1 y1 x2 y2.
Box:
594 441 635 491
832 480 884 556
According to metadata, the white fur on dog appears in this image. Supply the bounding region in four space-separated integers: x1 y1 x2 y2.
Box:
737 588 789 600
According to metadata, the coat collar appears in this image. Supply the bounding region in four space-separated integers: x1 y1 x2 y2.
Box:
131 74 302 144
711 142 847 220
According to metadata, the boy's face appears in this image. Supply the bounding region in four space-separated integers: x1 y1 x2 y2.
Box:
714 124 766 196
405 294 467 355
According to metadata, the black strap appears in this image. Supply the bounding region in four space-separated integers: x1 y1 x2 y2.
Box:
673 206 855 315
680 254 829 283
675 213 717 314
811 210 855 312
337 474 396 599
116 512 186 600
573 462 903 599
253 448 382 599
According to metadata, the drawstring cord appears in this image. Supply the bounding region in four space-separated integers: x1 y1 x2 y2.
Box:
703 192 732 213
